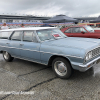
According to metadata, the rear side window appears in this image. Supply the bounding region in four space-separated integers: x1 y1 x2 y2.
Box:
72 27 86 33
64 28 72 33
11 31 22 41
0 31 12 39
23 31 37 42
23 31 33 42
72 27 80 33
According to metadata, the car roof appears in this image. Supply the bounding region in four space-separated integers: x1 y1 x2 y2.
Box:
68 25 87 28
0 27 56 32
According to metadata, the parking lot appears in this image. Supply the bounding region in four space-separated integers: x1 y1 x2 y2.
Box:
0 54 100 100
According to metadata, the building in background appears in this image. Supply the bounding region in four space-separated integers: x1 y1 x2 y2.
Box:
0 14 99 29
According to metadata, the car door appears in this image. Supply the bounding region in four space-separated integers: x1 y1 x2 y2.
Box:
0 31 13 54
20 30 41 62
64 28 73 37
9 31 22 57
72 27 90 38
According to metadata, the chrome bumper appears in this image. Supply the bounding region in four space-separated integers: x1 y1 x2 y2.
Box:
79 56 100 71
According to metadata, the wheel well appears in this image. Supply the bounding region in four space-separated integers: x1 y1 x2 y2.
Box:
0 51 3 53
48 55 72 67
0 51 10 55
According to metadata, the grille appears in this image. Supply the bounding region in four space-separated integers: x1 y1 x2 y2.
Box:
92 47 100 57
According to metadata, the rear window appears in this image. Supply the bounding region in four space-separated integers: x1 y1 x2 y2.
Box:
0 31 12 39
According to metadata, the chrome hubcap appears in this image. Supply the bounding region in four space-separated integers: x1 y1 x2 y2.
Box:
54 61 67 76
4 52 9 60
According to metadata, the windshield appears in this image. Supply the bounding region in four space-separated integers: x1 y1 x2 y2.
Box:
36 28 67 41
85 26 94 32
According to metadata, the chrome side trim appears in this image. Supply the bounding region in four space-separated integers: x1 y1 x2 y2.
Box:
0 45 40 52
1 45 20 49
12 56 47 65
79 56 100 68
40 51 83 59
0 45 83 59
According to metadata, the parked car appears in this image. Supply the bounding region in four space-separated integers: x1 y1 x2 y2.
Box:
0 27 100 79
61 25 100 39
93 28 100 32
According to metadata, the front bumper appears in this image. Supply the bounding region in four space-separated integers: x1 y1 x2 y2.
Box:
78 56 100 71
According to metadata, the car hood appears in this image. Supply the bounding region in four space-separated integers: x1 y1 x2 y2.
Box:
43 37 100 51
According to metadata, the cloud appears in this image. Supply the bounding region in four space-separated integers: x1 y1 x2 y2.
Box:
0 0 100 17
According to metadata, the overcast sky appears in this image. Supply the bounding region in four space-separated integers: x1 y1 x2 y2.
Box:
0 0 100 17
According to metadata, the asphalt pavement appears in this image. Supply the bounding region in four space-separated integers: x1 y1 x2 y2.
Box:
0 54 100 100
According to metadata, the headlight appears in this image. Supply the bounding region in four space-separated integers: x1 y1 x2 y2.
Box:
85 51 92 61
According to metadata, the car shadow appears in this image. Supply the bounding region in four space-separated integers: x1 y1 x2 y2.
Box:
5 58 100 80
70 67 95 80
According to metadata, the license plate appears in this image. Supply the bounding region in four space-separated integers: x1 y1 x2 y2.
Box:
97 59 100 64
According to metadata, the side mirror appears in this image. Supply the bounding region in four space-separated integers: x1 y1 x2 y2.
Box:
81 31 85 34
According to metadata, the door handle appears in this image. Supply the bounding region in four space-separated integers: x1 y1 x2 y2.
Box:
6 43 10 44
20 44 24 46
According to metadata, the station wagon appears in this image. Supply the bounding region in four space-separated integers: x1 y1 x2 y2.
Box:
0 27 100 79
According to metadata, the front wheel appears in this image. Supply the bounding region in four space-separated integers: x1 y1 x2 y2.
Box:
3 51 14 62
52 57 72 79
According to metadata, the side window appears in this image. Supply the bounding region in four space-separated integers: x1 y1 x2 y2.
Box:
11 31 22 41
23 31 37 42
0 31 12 39
64 28 72 33
73 27 81 33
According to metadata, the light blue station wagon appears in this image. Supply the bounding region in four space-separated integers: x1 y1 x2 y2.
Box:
0 27 100 79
